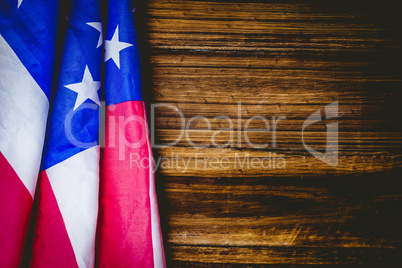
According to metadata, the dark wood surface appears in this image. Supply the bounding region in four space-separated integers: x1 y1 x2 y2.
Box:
142 0 402 265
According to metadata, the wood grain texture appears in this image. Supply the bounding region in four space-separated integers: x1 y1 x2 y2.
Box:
143 0 402 265
158 175 402 266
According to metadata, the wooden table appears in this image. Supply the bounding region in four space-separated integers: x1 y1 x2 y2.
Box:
140 0 402 265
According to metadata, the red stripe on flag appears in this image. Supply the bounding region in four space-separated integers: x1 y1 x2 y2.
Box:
0 152 33 268
98 101 154 267
30 171 78 268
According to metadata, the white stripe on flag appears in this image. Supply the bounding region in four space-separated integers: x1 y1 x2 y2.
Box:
45 146 100 268
0 34 49 198
144 105 165 268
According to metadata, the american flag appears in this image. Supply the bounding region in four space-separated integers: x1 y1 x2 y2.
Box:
98 0 165 267
0 0 165 267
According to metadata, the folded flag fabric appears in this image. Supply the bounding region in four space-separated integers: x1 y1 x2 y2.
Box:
1 0 165 267
0 0 60 267
97 0 166 267
29 0 103 266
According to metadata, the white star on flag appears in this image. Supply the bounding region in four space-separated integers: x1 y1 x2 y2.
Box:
87 22 103 48
17 0 23 8
65 65 101 110
104 25 133 69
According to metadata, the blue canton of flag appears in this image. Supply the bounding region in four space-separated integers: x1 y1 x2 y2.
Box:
41 3 102 170
104 0 143 105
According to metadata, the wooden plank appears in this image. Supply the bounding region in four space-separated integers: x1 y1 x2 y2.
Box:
155 118 396 132
152 146 402 177
151 67 400 105
150 52 398 71
168 245 402 265
147 18 384 35
145 0 400 52
147 32 397 53
158 176 402 264
152 67 399 82
151 103 400 129
147 0 363 21
154 130 402 151
160 176 402 247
